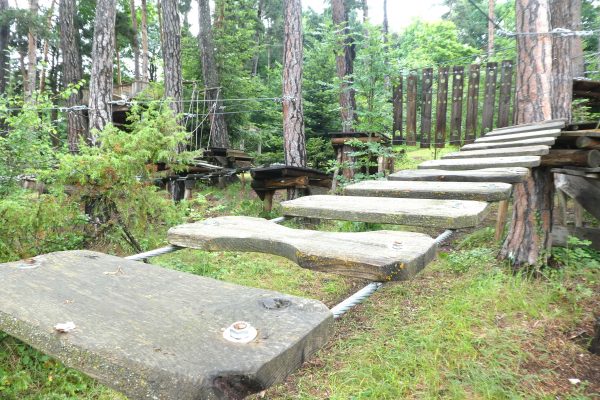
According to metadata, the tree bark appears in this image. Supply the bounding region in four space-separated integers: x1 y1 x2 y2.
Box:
332 0 357 132
198 0 230 149
60 0 89 151
550 0 573 122
140 0 149 81
130 0 140 81
88 0 116 138
500 0 554 268
283 0 307 200
26 0 38 101
570 0 584 77
0 0 9 96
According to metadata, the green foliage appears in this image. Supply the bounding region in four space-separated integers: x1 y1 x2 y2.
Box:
305 137 334 170
552 236 600 271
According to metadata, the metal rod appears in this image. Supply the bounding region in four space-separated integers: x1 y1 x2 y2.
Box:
269 216 289 224
435 229 455 244
125 245 182 261
331 282 383 319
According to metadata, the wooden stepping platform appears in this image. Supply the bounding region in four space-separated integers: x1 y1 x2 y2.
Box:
388 167 530 183
418 156 541 171
442 145 550 160
461 137 556 151
281 195 491 229
168 216 437 281
344 180 512 202
485 120 565 136
0 251 333 400
474 129 562 143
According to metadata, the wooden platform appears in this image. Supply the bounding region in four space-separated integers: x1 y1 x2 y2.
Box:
388 167 530 183
168 217 437 281
474 129 562 143
344 180 512 202
484 120 565 136
0 251 333 400
418 156 541 170
443 145 550 159
461 137 556 151
281 195 491 229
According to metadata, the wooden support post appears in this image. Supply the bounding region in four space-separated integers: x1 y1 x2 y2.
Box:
263 191 274 213
406 72 418 146
435 66 449 148
420 68 433 148
574 200 584 227
497 60 513 128
392 77 403 144
481 62 498 135
465 64 480 144
450 66 465 146
541 149 600 167
556 189 568 225
495 199 509 241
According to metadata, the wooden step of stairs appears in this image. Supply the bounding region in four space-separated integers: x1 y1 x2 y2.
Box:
388 167 530 183
442 145 550 159
461 137 556 151
474 129 562 143
168 216 437 281
344 180 512 202
281 195 491 229
485 120 565 136
418 156 541 170
0 250 333 400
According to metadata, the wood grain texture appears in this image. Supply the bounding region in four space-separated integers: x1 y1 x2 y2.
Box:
486 120 565 136
496 60 514 128
465 64 480 143
443 145 549 159
388 167 530 183
560 130 600 138
0 251 333 400
168 216 437 281
418 156 541 170
281 195 491 229
475 129 561 143
449 66 465 145
344 180 512 201
555 173 600 220
461 137 555 151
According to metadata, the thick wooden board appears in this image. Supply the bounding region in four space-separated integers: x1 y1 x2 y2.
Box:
168 216 437 281
481 62 498 135
418 156 541 170
388 167 530 183
420 68 433 147
344 180 512 201
0 251 333 400
555 174 600 220
496 60 513 128
281 195 491 229
552 226 600 251
487 120 566 135
443 145 550 159
475 129 562 143
559 130 600 138
461 137 556 151
465 64 480 143
449 66 465 145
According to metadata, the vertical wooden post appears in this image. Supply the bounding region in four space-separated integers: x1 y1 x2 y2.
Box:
497 60 513 128
420 68 433 148
495 199 509 241
556 189 568 225
465 64 480 144
263 191 274 213
406 72 417 146
574 201 584 227
435 66 449 148
449 66 464 146
392 76 403 144
481 62 498 135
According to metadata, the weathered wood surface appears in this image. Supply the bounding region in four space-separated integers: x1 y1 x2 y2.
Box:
418 156 541 171
389 167 530 183
487 120 566 135
540 149 600 168
576 136 600 149
464 64 480 144
434 66 449 148
449 66 464 145
168 216 437 281
555 173 600 220
475 129 562 143
0 250 333 400
551 167 600 179
560 130 600 138
406 73 417 145
281 195 491 229
481 62 497 135
443 145 549 160
496 60 513 128
552 226 600 251
392 78 403 143
461 137 555 151
344 180 512 201
420 68 433 148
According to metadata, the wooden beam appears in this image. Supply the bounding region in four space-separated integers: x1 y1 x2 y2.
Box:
575 136 600 149
540 150 600 168
389 167 530 183
555 174 600 220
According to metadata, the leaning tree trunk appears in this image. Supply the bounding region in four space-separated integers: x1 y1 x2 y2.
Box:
500 0 554 268
198 0 230 149
26 0 38 102
282 0 307 200
332 0 357 133
60 0 89 152
88 0 116 138
140 0 149 81
130 0 140 81
0 0 9 96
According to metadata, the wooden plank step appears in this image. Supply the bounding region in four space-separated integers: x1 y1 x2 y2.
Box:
388 167 530 183
557 130 600 138
442 145 550 159
418 156 541 170
168 216 437 281
485 120 565 136
344 180 512 201
281 195 491 229
475 129 562 143
0 251 333 400
461 137 556 151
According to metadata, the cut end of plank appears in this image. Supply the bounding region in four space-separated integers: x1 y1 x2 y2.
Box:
418 156 541 170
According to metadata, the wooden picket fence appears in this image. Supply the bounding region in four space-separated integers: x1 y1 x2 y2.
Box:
392 60 515 148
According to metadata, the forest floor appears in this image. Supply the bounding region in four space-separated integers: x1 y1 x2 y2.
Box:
0 147 599 399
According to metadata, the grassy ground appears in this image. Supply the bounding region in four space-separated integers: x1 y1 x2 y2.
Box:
1 146 599 399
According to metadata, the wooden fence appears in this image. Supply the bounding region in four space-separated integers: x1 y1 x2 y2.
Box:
392 60 515 148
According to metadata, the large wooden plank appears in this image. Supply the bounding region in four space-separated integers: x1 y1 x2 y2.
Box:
392 77 403 144
449 66 465 145
560 130 600 138
461 137 556 151
465 64 480 143
420 68 434 148
496 60 513 128
406 73 418 145
344 180 512 201
418 156 541 170
388 167 530 183
475 129 562 143
0 251 333 400
555 173 600 220
443 145 550 159
282 195 491 229
168 216 436 281
481 62 498 135
434 66 449 148
486 120 566 136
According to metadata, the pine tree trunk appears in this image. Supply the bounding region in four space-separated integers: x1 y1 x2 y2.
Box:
550 0 573 121
570 0 584 77
88 0 116 138
140 0 149 81
130 0 140 80
0 0 9 96
332 0 357 132
26 0 38 101
60 0 89 151
198 0 230 149
283 0 307 200
500 0 554 268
